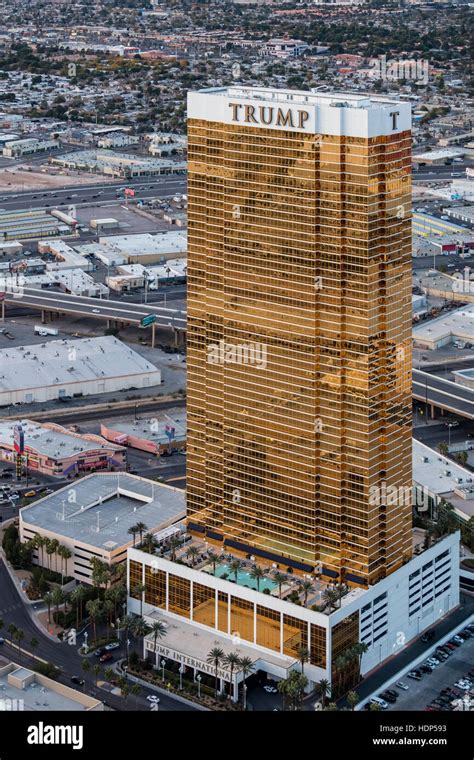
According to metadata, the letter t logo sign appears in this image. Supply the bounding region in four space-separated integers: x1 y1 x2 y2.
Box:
390 111 399 130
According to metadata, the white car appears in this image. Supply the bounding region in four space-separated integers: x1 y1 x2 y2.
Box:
454 681 472 691
146 694 160 702
92 309 101 314
396 681 408 691
263 685 278 693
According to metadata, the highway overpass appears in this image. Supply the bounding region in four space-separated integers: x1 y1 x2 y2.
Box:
413 369 474 420
1 287 187 346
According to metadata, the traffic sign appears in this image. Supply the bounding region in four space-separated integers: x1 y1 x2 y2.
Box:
140 314 157 327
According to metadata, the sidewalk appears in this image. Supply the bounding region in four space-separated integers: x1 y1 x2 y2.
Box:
114 660 209 711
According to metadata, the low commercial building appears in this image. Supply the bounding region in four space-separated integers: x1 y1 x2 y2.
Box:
20 472 186 583
37 240 91 271
0 658 103 711
51 149 186 178
453 367 474 390
445 206 474 228
0 419 126 477
413 439 474 522
413 148 465 165
77 232 187 268
100 408 186 454
0 335 161 406
413 303 474 349
127 530 460 699
3 138 59 157
107 259 187 291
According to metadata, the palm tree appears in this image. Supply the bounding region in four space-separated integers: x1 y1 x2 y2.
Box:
223 652 240 701
86 599 103 644
135 522 148 545
127 525 139 547
186 545 200 567
132 583 146 617
142 532 157 553
334 582 348 608
46 539 55 571
104 667 114 684
347 690 359 711
7 623 17 646
237 656 255 710
207 551 222 575
14 628 24 660
50 539 60 572
44 592 54 624
168 535 181 561
92 663 101 686
150 620 167 653
51 587 64 624
315 678 331 709
30 637 39 658
298 579 314 606
130 683 141 708
273 572 287 598
81 658 90 690
229 559 242 583
71 585 86 629
61 546 72 582
249 566 265 592
296 645 309 675
322 588 338 612
350 642 369 683
130 616 151 657
206 646 224 699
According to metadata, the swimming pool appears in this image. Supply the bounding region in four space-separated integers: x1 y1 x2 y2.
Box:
213 563 277 593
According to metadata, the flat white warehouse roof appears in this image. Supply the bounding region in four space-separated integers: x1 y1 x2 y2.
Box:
20 473 186 551
0 336 160 395
413 303 474 345
413 439 474 495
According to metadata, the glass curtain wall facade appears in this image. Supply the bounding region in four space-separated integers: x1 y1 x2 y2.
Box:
187 90 412 586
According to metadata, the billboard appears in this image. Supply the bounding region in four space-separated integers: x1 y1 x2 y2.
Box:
13 424 24 454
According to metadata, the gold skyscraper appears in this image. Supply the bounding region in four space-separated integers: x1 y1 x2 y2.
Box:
186 87 413 587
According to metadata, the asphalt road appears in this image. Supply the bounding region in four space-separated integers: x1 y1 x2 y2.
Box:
0 559 194 711
0 176 187 211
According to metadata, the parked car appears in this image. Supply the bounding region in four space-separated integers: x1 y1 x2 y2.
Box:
452 635 464 645
104 641 120 651
396 681 409 691
24 490 36 498
421 630 435 643
407 671 422 681
0 638 4 645
370 697 388 710
70 676 85 686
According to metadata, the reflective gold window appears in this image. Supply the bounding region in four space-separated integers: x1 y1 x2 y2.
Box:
310 623 326 667
230 596 254 643
283 614 308 657
168 574 191 618
256 605 281 652
217 590 228 633
193 582 216 628
144 566 166 608
129 560 142 598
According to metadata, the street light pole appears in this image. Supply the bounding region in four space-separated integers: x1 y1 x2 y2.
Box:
161 658 166 682
196 674 201 699
179 664 185 691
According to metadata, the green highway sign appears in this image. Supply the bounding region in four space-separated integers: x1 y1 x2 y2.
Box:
140 314 157 327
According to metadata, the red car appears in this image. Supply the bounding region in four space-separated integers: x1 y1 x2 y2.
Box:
100 652 114 663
